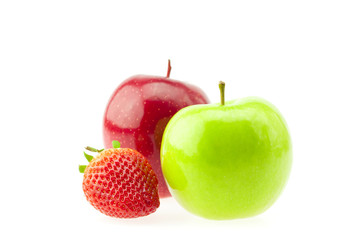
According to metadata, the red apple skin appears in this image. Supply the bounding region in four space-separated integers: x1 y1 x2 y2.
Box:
103 75 209 198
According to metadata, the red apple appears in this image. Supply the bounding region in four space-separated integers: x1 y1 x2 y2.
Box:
103 61 209 198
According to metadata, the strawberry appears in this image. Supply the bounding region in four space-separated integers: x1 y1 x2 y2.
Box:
79 141 160 218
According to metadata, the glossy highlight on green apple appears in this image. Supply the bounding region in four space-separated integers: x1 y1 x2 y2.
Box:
160 81 292 220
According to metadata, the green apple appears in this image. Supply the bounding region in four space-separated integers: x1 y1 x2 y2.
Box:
160 82 292 220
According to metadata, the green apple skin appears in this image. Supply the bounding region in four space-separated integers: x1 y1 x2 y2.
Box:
160 97 292 220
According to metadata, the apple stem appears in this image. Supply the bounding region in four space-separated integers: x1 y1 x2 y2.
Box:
219 81 225 105
166 59 172 78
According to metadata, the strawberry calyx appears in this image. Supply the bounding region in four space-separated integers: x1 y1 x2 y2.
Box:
85 146 104 153
79 165 87 173
79 140 121 173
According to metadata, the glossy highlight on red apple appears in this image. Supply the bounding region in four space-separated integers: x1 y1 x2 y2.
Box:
103 60 209 198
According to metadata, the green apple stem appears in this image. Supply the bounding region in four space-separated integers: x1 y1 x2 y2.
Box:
166 59 172 78
219 81 225 105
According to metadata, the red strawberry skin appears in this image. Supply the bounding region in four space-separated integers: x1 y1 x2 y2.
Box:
82 148 160 218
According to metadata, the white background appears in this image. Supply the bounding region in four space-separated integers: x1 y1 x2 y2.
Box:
1 0 359 239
